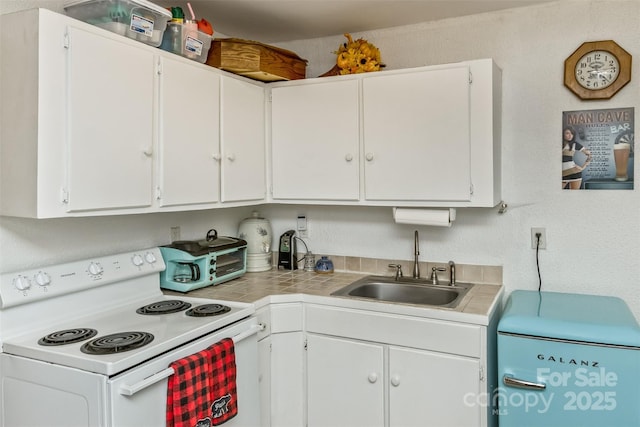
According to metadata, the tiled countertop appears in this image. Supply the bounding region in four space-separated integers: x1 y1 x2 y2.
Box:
164 269 503 325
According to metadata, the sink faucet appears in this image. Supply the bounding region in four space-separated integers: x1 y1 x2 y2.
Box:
413 230 420 279
388 264 403 280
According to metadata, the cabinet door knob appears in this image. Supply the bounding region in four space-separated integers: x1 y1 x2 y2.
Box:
212 154 221 161
365 153 374 161
367 373 378 383
143 148 153 157
390 375 401 387
345 154 353 162
227 153 236 162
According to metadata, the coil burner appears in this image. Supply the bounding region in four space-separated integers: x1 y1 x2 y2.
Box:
136 300 192 315
80 331 154 355
185 303 232 317
38 328 98 346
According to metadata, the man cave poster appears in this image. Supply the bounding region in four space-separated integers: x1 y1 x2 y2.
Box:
562 107 634 190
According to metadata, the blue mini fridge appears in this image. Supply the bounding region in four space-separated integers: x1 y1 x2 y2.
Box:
498 290 640 427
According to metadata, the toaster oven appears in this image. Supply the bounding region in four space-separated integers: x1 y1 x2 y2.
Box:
159 230 247 292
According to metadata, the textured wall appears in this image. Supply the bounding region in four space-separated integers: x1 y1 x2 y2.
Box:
2 0 640 319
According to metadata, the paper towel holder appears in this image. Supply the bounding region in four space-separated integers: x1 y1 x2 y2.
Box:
392 207 456 227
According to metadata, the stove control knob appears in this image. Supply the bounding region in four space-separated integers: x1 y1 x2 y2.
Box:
13 275 31 291
144 252 157 264
87 262 103 276
34 271 51 287
131 254 144 267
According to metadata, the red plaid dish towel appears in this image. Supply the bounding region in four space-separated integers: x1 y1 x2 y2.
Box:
208 338 238 425
166 338 238 427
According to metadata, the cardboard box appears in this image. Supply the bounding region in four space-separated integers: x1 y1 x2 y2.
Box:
206 38 307 81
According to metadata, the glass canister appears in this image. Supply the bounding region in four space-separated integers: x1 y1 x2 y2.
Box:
304 252 316 271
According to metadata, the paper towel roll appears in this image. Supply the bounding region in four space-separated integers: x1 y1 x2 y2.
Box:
392 208 456 227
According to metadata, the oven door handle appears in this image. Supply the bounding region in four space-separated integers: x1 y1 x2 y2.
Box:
119 368 175 396
119 323 265 396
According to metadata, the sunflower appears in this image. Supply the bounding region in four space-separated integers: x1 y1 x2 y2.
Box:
320 33 385 77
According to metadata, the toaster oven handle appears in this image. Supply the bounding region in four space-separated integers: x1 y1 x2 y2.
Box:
118 323 265 396
503 374 546 391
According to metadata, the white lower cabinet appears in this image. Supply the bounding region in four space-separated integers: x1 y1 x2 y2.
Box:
306 334 480 427
257 303 306 427
259 301 497 427
306 334 384 427
305 303 495 427
388 346 480 426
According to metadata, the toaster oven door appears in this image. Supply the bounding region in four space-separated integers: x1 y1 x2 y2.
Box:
214 247 247 284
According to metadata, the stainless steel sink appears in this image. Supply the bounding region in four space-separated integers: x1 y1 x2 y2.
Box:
330 275 473 308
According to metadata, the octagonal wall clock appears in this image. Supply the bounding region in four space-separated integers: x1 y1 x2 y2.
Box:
564 40 632 100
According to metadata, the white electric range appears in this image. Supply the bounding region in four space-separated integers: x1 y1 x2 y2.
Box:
0 248 261 427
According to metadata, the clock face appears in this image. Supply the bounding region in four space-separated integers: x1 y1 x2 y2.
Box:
574 50 620 90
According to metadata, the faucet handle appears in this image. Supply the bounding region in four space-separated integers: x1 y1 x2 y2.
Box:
389 264 403 280
430 267 446 285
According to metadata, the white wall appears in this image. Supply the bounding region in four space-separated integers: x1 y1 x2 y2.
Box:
2 0 640 319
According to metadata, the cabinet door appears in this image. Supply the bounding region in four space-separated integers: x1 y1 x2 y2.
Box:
66 27 154 211
258 336 271 427
389 346 481 427
307 334 384 427
271 80 359 200
220 76 266 203
363 66 471 201
158 56 220 207
270 333 306 427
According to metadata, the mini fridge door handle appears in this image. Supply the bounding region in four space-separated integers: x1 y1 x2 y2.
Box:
503 375 546 391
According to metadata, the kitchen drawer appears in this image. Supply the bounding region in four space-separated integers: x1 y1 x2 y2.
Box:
306 304 481 358
256 303 303 339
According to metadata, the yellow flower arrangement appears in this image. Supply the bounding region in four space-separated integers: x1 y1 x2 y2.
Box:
320 33 385 77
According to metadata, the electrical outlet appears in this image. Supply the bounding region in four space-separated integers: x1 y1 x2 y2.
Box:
531 227 546 249
170 226 181 242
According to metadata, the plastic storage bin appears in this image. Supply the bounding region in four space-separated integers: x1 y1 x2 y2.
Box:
160 22 213 63
64 0 172 47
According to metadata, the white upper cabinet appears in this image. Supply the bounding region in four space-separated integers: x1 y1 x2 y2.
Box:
362 65 471 202
268 60 501 207
271 79 360 201
0 9 267 218
220 76 266 203
158 56 221 208
0 9 159 218
66 27 155 212
0 8 499 217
